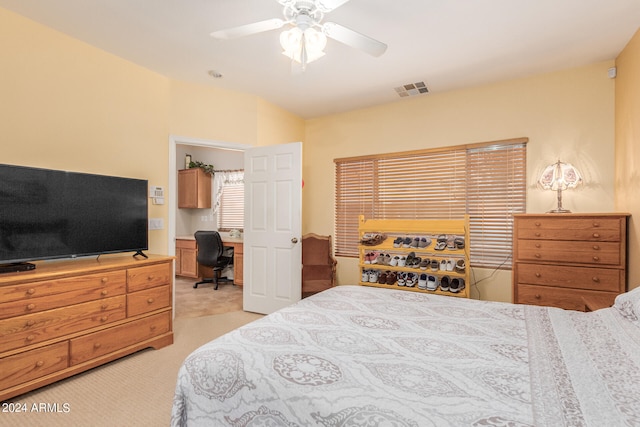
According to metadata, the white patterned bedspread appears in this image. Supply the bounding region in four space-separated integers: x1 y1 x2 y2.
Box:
171 285 640 427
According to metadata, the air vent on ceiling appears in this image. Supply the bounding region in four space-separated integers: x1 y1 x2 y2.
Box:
394 81 429 97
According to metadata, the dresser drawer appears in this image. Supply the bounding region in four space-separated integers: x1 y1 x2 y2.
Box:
515 284 619 311
0 296 126 353
0 279 126 320
127 285 171 317
0 341 68 390
176 238 197 249
69 311 171 366
517 240 621 266
516 217 622 241
0 270 126 304
515 263 622 292
127 263 172 292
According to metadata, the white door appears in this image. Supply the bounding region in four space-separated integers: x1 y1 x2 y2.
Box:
243 142 302 314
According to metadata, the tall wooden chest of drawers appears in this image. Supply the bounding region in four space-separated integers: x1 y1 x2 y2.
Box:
0 254 174 401
512 213 629 311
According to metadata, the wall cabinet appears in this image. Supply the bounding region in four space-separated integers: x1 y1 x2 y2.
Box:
178 168 211 209
0 255 173 401
358 215 470 298
512 213 629 311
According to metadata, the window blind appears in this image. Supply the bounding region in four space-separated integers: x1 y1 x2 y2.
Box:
217 177 244 231
334 138 527 269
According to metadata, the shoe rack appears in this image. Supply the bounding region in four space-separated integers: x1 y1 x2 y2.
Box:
358 215 470 298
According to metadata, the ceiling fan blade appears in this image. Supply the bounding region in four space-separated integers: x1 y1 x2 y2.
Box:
316 0 351 12
210 18 285 40
322 22 387 57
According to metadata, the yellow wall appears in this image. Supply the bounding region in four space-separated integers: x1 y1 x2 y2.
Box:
0 8 171 254
304 62 617 302
1 7 304 257
615 28 640 290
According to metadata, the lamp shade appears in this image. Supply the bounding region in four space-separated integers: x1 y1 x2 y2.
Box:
538 160 582 191
538 160 583 213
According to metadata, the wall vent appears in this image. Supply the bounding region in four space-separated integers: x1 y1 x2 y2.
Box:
394 81 429 97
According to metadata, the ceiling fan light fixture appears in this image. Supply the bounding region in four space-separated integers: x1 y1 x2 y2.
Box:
280 26 327 67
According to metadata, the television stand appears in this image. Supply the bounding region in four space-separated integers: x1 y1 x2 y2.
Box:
133 250 148 259
0 262 35 274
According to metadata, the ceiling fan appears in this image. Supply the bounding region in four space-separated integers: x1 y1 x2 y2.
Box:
210 0 387 69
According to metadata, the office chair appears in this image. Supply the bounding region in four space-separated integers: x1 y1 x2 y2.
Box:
193 230 234 290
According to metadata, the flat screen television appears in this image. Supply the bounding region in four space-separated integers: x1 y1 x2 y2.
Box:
0 164 148 272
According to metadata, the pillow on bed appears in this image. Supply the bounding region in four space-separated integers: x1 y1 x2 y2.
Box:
613 287 640 321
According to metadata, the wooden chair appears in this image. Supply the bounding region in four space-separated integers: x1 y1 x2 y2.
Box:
302 233 337 296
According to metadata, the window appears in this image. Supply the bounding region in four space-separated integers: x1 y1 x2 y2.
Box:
214 170 244 231
334 138 526 269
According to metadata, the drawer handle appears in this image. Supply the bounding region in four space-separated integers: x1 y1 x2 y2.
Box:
101 290 109 296
535 273 542 278
26 320 35 327
593 233 601 238
534 294 541 299
26 334 35 342
592 277 600 283
101 304 108 310
101 277 108 283
535 253 541 258
593 222 600 227
535 243 541 248
147 275 155 281
26 288 35 295
535 232 541 237
593 245 600 250
150 325 157 331
36 360 44 368
94 343 102 349
593 256 600 262
534 222 541 227
100 316 108 322
26 303 35 311
147 298 155 304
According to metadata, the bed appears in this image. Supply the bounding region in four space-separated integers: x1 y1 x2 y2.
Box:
171 285 640 426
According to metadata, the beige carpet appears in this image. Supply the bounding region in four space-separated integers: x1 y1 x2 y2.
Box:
3 310 263 427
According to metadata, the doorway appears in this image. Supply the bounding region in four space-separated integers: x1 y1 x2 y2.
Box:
168 135 251 318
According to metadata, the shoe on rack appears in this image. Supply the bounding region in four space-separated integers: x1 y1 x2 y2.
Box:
393 237 403 248
434 241 446 251
419 258 430 270
390 256 399 267
361 270 370 282
410 237 420 248
450 278 465 293
439 275 450 292
446 259 454 271
402 237 412 248
370 251 380 264
368 270 379 283
426 275 438 291
398 256 407 267
378 271 388 284
397 272 407 287
439 259 447 271
386 272 397 285
418 273 428 290
430 259 439 271
411 256 422 269
418 237 431 248
455 259 465 272
405 273 417 287
454 236 465 249
384 253 392 265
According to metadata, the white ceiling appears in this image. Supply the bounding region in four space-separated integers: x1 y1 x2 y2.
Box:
2 0 640 119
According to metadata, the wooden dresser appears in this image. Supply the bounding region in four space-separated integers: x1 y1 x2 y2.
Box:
512 213 629 311
0 254 174 401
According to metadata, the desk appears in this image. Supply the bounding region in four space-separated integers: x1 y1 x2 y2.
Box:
175 236 243 286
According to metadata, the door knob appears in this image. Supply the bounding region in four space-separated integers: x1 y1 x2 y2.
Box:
291 237 298 244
